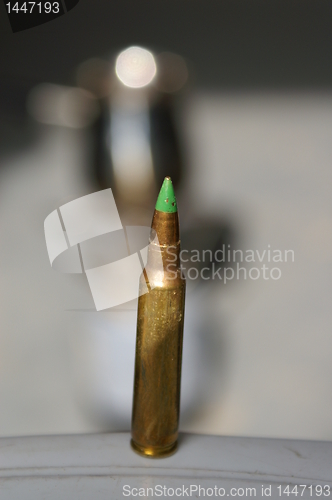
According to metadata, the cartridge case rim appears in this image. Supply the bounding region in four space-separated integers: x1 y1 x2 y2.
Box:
130 439 178 458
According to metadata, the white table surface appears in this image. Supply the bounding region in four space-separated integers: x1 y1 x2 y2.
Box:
1 432 331 499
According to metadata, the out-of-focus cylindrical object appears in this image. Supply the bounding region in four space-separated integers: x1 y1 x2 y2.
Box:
131 178 186 457
77 47 188 215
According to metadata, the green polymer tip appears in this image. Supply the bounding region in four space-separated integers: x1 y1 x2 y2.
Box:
155 177 177 213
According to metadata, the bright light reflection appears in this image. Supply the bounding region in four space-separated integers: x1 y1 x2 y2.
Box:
115 46 157 88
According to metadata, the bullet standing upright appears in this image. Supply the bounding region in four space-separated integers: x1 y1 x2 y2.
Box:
131 177 186 458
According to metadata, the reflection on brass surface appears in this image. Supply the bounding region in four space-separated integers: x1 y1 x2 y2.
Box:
131 210 186 458
151 210 179 246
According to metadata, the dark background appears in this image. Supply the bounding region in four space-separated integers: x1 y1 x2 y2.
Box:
1 0 332 90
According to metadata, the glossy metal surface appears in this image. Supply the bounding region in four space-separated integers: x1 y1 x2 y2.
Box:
131 210 186 457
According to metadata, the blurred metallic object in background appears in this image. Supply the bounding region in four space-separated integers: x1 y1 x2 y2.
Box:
77 47 188 214
110 47 157 208
26 46 188 218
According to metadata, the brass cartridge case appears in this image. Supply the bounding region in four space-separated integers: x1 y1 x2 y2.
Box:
131 210 186 458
